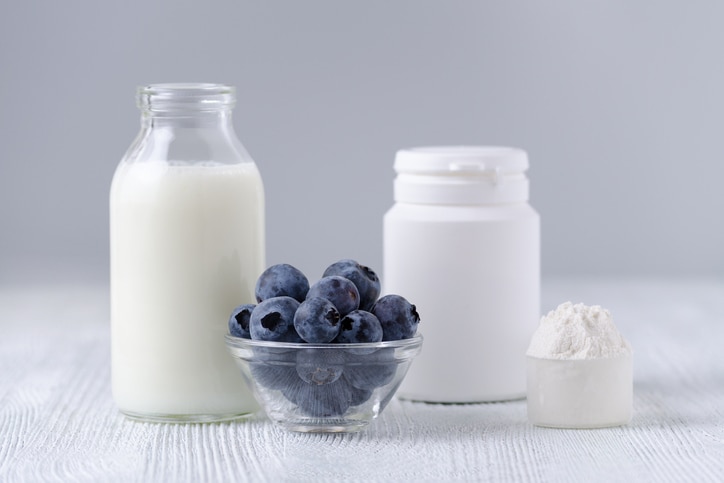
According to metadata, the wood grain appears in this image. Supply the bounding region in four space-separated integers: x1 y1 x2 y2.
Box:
1 280 723 482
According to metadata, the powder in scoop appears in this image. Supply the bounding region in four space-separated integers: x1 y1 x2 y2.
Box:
526 302 631 360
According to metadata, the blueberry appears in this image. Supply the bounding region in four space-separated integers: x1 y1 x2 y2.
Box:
323 259 381 311
249 346 299 391
345 380 373 407
291 379 352 418
371 294 420 341
334 310 383 344
255 264 309 303
344 348 397 390
228 304 255 338
293 297 341 343
280 376 308 404
249 296 303 342
295 348 345 385
307 276 359 316
249 364 300 391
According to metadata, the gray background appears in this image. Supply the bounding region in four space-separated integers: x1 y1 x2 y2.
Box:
1 1 723 284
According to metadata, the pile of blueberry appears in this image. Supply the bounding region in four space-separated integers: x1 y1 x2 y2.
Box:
228 259 420 418
228 259 420 344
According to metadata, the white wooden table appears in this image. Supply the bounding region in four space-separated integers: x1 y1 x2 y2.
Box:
2 278 723 482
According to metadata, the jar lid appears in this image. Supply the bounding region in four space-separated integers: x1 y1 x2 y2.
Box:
394 146 528 175
393 146 531 205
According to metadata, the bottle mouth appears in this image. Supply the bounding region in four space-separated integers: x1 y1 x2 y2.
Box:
137 83 235 112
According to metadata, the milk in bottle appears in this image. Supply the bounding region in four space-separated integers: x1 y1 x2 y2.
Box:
110 84 264 422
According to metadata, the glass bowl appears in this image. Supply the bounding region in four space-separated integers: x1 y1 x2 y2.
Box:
225 334 423 433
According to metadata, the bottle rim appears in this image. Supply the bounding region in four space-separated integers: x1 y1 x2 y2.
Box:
137 83 235 112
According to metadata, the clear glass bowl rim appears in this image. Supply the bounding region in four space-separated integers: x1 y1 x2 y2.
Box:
225 333 423 352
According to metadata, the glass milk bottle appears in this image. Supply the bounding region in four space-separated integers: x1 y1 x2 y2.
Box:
110 83 264 422
384 146 540 403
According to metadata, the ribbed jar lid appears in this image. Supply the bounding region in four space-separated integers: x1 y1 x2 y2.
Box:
393 146 530 205
394 146 528 175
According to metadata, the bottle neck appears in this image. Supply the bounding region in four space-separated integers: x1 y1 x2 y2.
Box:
137 83 236 129
127 83 252 165
141 108 235 129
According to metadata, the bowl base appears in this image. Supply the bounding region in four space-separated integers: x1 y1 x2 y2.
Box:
120 409 255 424
277 418 369 433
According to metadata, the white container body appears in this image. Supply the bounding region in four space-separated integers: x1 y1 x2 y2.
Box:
110 161 263 420
386 202 540 402
526 355 633 428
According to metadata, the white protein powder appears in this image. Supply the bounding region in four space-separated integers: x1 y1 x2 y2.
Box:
526 302 631 360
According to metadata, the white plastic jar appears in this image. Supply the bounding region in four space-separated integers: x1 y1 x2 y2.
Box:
384 146 540 402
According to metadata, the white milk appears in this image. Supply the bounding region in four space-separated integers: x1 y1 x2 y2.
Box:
110 161 264 419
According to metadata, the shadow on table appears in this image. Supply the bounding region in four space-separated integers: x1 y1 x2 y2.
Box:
264 398 531 480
